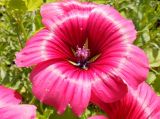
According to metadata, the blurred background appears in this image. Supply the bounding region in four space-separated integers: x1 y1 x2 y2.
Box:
0 0 160 118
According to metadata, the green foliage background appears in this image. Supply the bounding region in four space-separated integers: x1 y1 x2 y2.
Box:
0 0 160 118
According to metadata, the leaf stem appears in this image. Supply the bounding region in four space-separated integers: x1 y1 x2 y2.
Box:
16 32 23 48
20 20 27 41
30 96 36 104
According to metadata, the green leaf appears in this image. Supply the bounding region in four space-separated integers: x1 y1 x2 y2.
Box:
49 108 79 119
151 76 160 95
145 48 160 68
8 0 27 11
46 0 57 2
0 0 5 5
24 0 43 11
142 31 150 42
146 72 156 84
0 67 6 80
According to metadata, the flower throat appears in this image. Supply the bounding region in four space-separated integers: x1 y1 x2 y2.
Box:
69 40 100 70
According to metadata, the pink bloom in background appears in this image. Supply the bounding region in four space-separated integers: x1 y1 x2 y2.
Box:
90 82 160 119
15 1 149 116
0 86 36 119
88 115 107 119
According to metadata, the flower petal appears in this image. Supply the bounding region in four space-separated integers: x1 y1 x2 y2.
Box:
40 1 95 23
16 7 93 67
40 1 95 50
30 60 91 116
41 1 95 30
90 66 128 103
15 29 73 67
88 5 136 56
41 9 91 51
0 86 21 108
0 105 36 119
88 115 107 119
92 44 149 89
92 82 160 119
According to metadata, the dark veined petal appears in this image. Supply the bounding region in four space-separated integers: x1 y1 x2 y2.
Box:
91 82 160 119
0 86 21 108
86 6 146 99
87 5 137 56
88 115 107 119
0 105 36 119
92 44 149 89
89 66 128 103
30 60 91 116
16 7 93 67
41 9 91 50
49 10 90 48
15 29 73 67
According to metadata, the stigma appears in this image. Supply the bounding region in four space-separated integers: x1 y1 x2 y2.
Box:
75 46 90 69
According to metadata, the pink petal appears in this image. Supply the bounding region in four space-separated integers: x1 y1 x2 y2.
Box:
88 115 107 119
16 5 94 67
50 10 89 47
90 66 128 103
92 44 149 89
15 29 73 67
40 2 65 19
41 10 91 53
40 1 96 22
41 1 95 33
30 60 91 116
0 86 21 108
88 5 136 56
0 105 36 119
92 82 160 119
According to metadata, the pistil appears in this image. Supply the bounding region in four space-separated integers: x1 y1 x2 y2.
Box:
75 46 90 69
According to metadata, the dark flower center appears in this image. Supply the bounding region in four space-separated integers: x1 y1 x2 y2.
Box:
68 40 100 70
75 46 90 69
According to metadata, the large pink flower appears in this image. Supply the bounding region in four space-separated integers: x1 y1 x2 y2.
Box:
15 1 149 116
90 82 160 119
0 86 36 119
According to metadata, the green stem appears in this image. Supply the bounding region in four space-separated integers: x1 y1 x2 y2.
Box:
30 96 36 104
20 20 27 41
150 68 160 75
114 0 118 9
17 32 23 48
40 102 44 113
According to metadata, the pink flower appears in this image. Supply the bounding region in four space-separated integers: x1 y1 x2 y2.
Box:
88 115 107 119
0 86 36 119
15 1 149 116
90 82 160 119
